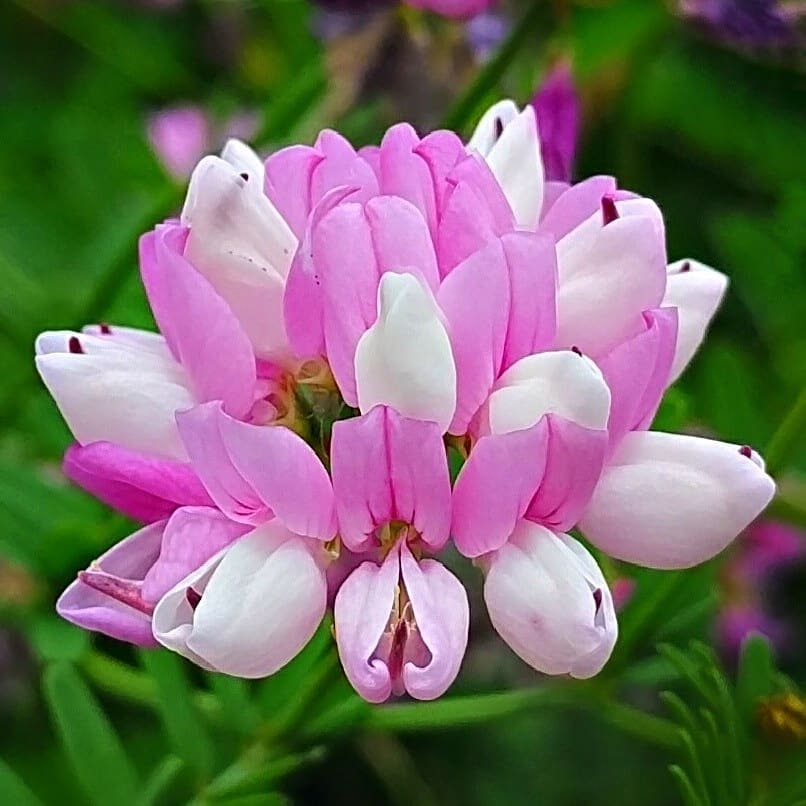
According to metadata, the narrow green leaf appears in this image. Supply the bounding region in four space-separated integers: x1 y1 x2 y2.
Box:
205 748 325 801
42 662 138 806
208 675 259 736
136 756 185 806
27 614 89 663
0 758 44 806
677 729 712 806
736 633 776 728
669 765 705 806
258 617 331 716
139 650 215 779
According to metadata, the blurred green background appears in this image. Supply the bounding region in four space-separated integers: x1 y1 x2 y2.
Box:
0 1 804 804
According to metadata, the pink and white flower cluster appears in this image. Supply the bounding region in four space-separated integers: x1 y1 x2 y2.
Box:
36 99 775 701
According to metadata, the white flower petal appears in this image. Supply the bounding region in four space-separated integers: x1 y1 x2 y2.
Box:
355 273 457 433
154 523 327 678
483 350 611 435
663 259 729 383
581 431 776 569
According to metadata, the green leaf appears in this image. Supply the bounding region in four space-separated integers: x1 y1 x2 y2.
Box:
0 758 44 806
42 662 139 806
669 764 706 806
139 650 215 780
735 633 776 729
136 756 186 806
208 674 260 736
27 614 90 663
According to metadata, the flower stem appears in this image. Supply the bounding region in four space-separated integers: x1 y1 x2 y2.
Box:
364 686 680 749
441 3 548 133
764 384 806 477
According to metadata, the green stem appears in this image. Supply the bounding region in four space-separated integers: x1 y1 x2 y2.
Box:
764 385 806 477
364 686 679 750
441 2 548 132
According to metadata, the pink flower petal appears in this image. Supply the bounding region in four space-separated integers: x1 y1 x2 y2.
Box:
331 406 451 551
63 441 212 523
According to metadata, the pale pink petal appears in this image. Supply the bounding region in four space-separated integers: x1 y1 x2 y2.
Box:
539 175 617 240
451 422 549 558
63 442 212 523
35 349 195 461
217 410 337 541
399 545 469 700
438 239 510 435
581 432 776 569
139 224 257 418
597 307 678 451
354 273 456 432
500 231 558 370
663 259 729 383
413 130 467 215
176 403 268 525
555 199 667 357
377 123 438 237
333 547 400 703
264 145 322 238
525 415 608 533
484 522 616 677
142 506 249 602
283 185 359 359
311 129 379 207
57 523 164 647
330 406 451 551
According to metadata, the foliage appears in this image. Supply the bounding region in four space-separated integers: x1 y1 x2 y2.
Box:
0 0 804 804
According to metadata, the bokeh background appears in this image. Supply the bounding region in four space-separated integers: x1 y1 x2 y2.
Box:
0 1 804 804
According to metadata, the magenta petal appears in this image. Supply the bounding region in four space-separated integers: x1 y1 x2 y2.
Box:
331 406 452 551
451 421 549 558
57 522 164 646
438 239 510 435
500 231 558 369
264 145 322 238
64 442 213 523
539 175 617 241
139 223 257 419
531 62 580 183
283 185 359 359
525 415 608 532
176 403 268 525
217 412 337 541
399 545 469 701
597 307 678 452
141 506 249 602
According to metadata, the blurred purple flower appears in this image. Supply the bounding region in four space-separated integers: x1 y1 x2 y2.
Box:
717 519 805 663
678 0 802 47
148 106 210 180
465 10 510 61
148 106 260 180
531 61 580 183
